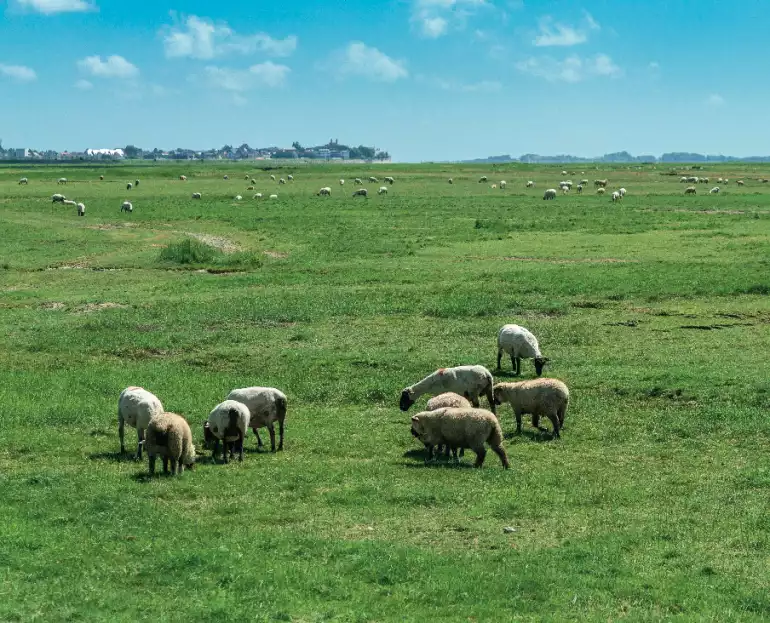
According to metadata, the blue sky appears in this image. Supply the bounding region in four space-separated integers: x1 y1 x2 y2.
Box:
1 0 768 161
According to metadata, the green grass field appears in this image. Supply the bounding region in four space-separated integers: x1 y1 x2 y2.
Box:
1 161 769 622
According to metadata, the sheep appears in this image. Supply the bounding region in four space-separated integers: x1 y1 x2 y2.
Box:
543 188 557 200
251 178 257 185
577 184 584 194
561 170 567 176
234 195 242 200
145 412 196 476
491 184 497 189
19 177 28 185
717 178 724 184
354 178 363 185
680 177 688 183
493 378 569 438
619 188 627 197
77 202 85 217
247 186 255 191
121 201 133 213
224 175 229 180
118 386 164 459
497 324 549 376
410 408 509 468
368 176 378 183
226 387 287 452
612 191 621 202
134 179 140 187
245 174 250 180
270 174 276 181
269 194 278 200
499 181 506 189
737 180 745 186
51 193 66 203
62 199 77 207
685 186 697 195
279 178 287 185
399 365 496 414
597 188 606 195
318 187 332 196
384 176 395 185
526 181 534 188
594 179 608 187
378 186 388 194
339 179 345 185
426 392 473 459
99 175 105 181
204 400 250 463
353 189 368 197
448 178 454 184
580 179 589 185
479 176 488 183
57 178 67 185
254 193 263 199
288 175 294 181
192 192 202 199
560 181 572 189
179 175 187 181
562 187 570 195
126 182 133 191
724 178 729 185
709 187 720 194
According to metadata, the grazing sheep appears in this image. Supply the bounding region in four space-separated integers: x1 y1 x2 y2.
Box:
400 365 496 414
580 179 589 186
384 176 395 185
491 184 497 189
77 203 85 217
354 178 363 185
619 188 627 197
99 175 105 181
339 179 345 185
717 178 724 184
118 386 164 459
410 408 509 468
594 179 608 188
526 181 534 188
247 186 255 191
685 186 697 195
179 175 187 181
51 193 66 203
269 194 278 200
561 170 567 176
597 188 606 195
368 176 378 183
612 191 621 202
493 378 569 438
378 186 388 194
192 192 202 199
251 178 257 185
724 179 729 185
270 174 276 181
737 180 745 186
234 195 242 200
577 184 583 194
426 392 472 411
224 175 229 180
254 193 263 199
448 178 454 184
62 199 77 207
499 181 506 189
19 177 28 185
126 182 133 190
121 201 133 212
562 187 570 195
145 412 196 476
204 400 250 463
479 176 488 183
134 180 140 187
226 387 287 452
288 175 294 181
353 189 368 197
680 176 689 183
543 188 557 200
497 324 549 376
709 187 720 194
245 174 250 180
57 178 67 185
279 178 286 185
318 187 332 196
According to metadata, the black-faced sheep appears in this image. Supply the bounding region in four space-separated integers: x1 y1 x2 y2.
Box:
400 365 496 414
497 324 549 376
204 400 250 463
226 387 287 452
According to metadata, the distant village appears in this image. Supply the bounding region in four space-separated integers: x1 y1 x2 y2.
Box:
0 139 391 163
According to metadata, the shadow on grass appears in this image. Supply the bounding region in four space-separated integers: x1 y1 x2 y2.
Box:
401 449 475 469
88 451 138 463
503 429 559 442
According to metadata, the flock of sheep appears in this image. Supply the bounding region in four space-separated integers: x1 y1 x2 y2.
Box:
115 323 565 475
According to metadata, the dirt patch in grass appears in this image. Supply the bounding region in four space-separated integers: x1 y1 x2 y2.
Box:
185 233 241 253
41 302 66 311
263 250 289 259
74 302 129 313
47 262 89 270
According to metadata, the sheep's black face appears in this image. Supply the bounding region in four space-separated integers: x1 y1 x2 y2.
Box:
400 390 414 412
534 357 548 376
493 389 503 406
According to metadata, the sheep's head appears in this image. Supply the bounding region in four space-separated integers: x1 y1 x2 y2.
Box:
410 415 425 439
399 389 415 412
493 386 506 406
534 357 549 376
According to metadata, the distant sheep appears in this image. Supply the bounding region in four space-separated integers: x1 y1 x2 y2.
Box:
253 193 263 199
279 178 287 185
204 400 250 463
353 188 368 197
378 186 388 194
134 180 140 187
493 378 569 438
619 187 627 197
479 176 488 183
247 186 255 191
499 181 506 189
491 184 497 189
234 195 242 200
737 180 745 186
270 174 276 181
561 170 567 176
126 182 133 190
577 184 583 193
400 365 496 414
77 203 85 217
580 179 589 185
685 186 697 195
145 412 196 476
224 175 229 180
179 175 187 181
368 176 378 183
100 175 105 181
543 188 557 200
269 194 278 200
612 191 621 202
18 177 28 185
597 188 606 195
226 387 288 452
384 176 395 185
594 179 608 187
526 181 534 188
57 178 67 185
354 178 363 185
118 386 164 459
318 187 332 196
340 179 345 185
497 324 549 376
192 192 202 199
448 178 454 184
288 175 294 181
121 201 133 212
51 194 66 203
709 186 720 194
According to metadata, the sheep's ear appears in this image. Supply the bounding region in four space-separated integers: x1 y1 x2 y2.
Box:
411 416 420 423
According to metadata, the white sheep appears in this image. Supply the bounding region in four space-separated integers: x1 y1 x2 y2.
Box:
491 184 497 189
709 187 720 194
717 178 724 184
400 365 496 414
479 176 488 183
577 184 584 194
77 203 85 217
51 193 66 203
204 400 250 463
126 182 133 190
318 187 332 196
254 193 263 199
737 180 745 186
355 178 363 185
100 175 105 181
353 189 368 197
340 179 345 185
526 181 534 188
62 199 77 207
134 179 140 187
145 412 196 476
612 191 621 202
270 174 276 181
685 186 697 195
245 174 250 180
234 195 242 200
543 189 557 200
493 378 569 438
619 187 627 197
18 177 28 185
224 175 229 180
594 179 608 187
288 175 294 181
378 186 388 194
226 387 287 452
497 324 549 376
192 192 202 199
448 178 454 184
680 177 688 183
279 178 287 185
724 178 729 185
561 170 567 176
179 175 187 181
121 201 133 212
384 176 395 185
118 386 164 459
499 181 506 189
368 176 378 183
57 177 67 185
597 188 606 195
269 194 278 200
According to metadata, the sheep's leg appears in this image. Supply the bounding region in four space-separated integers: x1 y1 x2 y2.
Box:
510 354 517 374
268 424 276 452
424 444 434 463
484 387 496 415
214 439 221 463
221 440 228 464
149 455 156 475
515 409 523 434
515 357 521 376
492 445 510 469
470 394 480 408
170 459 177 476
473 447 487 468
136 429 144 460
238 432 244 462
252 428 263 448
119 418 125 454
496 349 503 370
162 457 169 474
547 414 561 439
557 406 566 427
278 419 284 451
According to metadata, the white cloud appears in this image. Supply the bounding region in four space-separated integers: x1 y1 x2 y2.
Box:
74 78 93 90
333 42 408 82
0 63 37 82
516 53 622 82
706 93 725 107
411 0 487 39
14 0 93 14
426 76 502 92
161 14 297 60
77 55 139 79
202 61 290 92
533 13 600 47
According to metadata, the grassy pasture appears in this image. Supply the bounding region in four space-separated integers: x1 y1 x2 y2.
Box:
1 161 769 622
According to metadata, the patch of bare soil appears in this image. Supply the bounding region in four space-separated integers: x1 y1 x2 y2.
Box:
41 302 66 311
75 302 129 313
263 250 289 259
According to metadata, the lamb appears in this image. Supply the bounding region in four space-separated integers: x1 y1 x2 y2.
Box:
543 188 557 200
709 187 720 194
269 194 278 199
226 387 287 452
118 386 164 459
619 188 627 197
204 400 250 463
134 180 140 187
400 365 496 414
384 176 395 184
426 392 473 459
353 189 368 197
57 178 67 185
526 181 534 188
612 191 621 202
192 192 202 199
100 175 105 181
368 176 378 183
497 324 549 376
51 193 66 203
597 188 606 195
378 186 388 194
410 408 509 468
318 187 332 196
493 378 569 438
77 203 85 217
121 201 133 212
479 176 488 183
179 175 187 181
19 177 28 185
685 186 697 195
339 179 345 185
126 182 133 190
145 412 196 476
